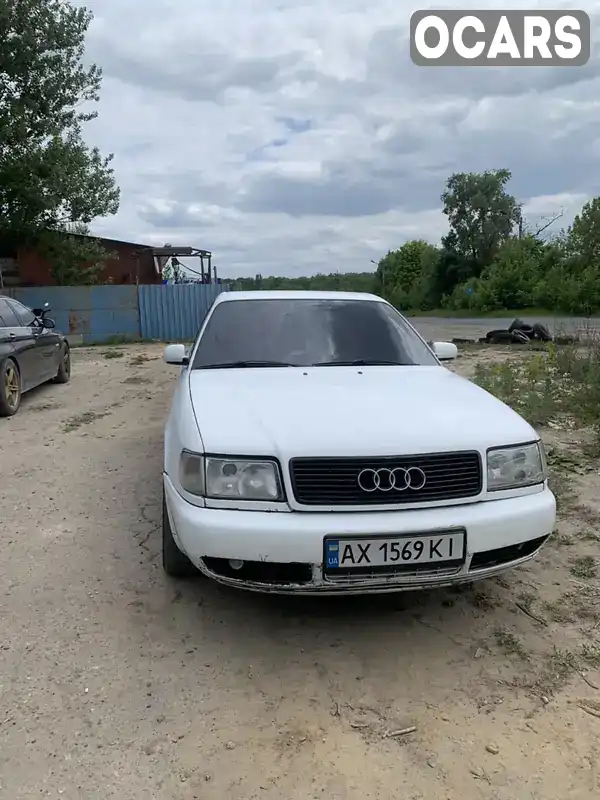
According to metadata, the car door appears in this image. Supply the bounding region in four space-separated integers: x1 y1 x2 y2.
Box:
0 298 39 391
7 299 61 382
0 304 17 378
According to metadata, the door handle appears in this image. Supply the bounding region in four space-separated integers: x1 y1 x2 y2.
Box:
8 332 16 340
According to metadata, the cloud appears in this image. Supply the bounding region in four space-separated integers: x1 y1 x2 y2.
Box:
79 0 600 276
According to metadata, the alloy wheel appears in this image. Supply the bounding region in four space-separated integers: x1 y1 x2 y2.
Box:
4 364 20 410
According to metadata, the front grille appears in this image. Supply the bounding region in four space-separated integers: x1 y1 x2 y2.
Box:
289 452 482 506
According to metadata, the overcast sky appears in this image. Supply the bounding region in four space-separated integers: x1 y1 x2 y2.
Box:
79 0 600 277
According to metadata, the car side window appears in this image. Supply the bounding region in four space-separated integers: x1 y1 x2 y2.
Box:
7 299 36 327
0 299 20 327
0 300 9 327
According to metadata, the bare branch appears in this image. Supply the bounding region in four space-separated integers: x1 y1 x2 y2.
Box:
532 209 565 239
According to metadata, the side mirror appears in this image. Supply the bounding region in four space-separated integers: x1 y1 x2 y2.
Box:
164 343 188 366
43 317 56 329
432 341 458 361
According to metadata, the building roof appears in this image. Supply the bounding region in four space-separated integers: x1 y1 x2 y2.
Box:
68 231 153 249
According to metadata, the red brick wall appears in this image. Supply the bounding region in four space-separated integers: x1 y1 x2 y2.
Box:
16 238 161 286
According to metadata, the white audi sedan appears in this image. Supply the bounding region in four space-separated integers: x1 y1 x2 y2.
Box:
162 290 556 595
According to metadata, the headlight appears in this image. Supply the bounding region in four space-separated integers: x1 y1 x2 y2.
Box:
206 457 282 500
179 452 283 501
487 442 547 491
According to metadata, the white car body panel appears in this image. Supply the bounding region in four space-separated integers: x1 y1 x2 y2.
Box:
187 366 534 457
163 290 556 594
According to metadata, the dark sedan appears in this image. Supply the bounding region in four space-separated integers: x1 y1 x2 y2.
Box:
0 296 70 416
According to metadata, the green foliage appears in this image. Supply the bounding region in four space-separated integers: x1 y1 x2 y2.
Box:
446 236 551 311
374 241 441 309
229 168 600 315
0 0 119 246
39 226 115 285
226 272 377 293
474 339 600 442
441 169 521 269
567 198 600 266
406 173 600 314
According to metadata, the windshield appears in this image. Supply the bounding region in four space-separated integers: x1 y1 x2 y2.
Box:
191 298 439 369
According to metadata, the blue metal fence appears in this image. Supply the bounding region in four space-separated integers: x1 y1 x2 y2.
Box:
138 283 226 341
8 285 140 344
4 283 227 344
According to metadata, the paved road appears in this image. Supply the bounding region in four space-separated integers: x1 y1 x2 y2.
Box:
408 315 600 343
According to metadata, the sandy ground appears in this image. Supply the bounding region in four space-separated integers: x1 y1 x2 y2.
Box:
1 341 600 799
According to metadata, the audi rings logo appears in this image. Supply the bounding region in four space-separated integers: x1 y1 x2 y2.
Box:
357 467 427 493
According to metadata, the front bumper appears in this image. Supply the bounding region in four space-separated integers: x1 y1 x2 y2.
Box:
163 474 556 595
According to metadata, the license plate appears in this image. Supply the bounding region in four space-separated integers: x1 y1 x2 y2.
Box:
324 531 465 572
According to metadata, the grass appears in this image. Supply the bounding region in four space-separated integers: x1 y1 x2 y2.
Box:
517 591 537 612
580 643 600 668
570 555 598 579
495 626 529 660
533 644 600 697
468 336 600 700
470 588 495 610
474 338 600 448
121 375 150 385
130 354 152 366
544 590 600 625
552 530 575 547
573 504 600 526
102 349 124 359
534 648 579 696
62 410 107 432
102 335 138 345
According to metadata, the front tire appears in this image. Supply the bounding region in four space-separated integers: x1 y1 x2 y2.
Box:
162 491 197 577
0 359 22 417
52 343 71 384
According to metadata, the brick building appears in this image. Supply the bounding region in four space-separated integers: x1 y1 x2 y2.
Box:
0 234 161 288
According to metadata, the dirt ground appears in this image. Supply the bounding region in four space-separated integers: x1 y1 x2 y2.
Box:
1 342 600 800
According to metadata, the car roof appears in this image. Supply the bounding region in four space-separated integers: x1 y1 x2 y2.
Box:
214 290 384 303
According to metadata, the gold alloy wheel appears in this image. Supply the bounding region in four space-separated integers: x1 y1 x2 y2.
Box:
4 363 20 410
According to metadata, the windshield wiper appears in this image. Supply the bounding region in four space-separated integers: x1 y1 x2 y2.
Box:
311 359 405 367
197 360 295 369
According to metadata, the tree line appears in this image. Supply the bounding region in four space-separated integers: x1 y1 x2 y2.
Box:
228 170 600 315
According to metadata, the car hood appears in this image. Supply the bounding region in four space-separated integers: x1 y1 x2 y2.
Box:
187 366 537 458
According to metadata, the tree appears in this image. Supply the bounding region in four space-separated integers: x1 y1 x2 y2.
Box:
441 170 521 272
566 197 600 269
0 0 119 247
374 241 440 309
466 235 547 310
38 224 116 285
226 272 376 293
